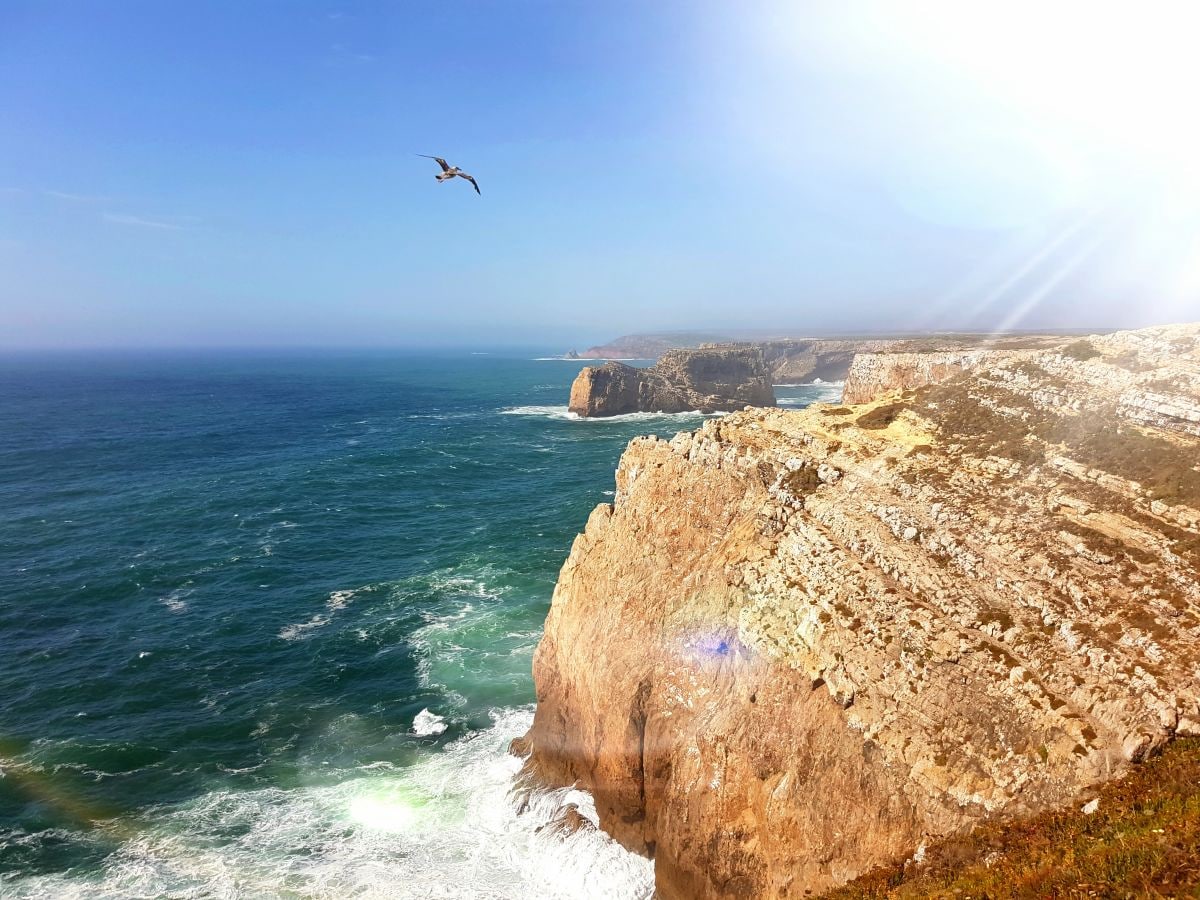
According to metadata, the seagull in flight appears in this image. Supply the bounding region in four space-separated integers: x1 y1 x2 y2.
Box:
419 155 480 195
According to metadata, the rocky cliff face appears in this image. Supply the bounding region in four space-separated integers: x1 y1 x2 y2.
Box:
842 350 1016 404
712 335 1071 386
568 348 775 417
717 339 902 384
524 322 1200 897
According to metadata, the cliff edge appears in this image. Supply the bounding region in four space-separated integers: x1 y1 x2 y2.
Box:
523 322 1200 897
568 347 775 417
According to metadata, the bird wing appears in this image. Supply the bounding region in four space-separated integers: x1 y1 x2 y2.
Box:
459 173 481 195
419 154 451 172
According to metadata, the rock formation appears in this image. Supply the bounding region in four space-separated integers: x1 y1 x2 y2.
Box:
842 349 1014 404
709 339 900 384
723 335 1073 386
573 332 1079 383
577 333 735 360
523 322 1200 897
568 347 775 417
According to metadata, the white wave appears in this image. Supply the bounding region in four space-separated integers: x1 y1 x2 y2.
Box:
327 589 356 611
7 708 654 900
529 357 646 362
500 405 580 419
772 381 849 388
158 586 192 612
500 405 724 423
413 708 448 736
777 394 841 406
279 589 361 641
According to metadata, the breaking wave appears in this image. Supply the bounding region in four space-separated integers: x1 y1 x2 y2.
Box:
279 588 363 641
6 709 654 900
500 405 722 423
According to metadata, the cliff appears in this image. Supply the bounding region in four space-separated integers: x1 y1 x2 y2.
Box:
578 333 735 360
710 339 904 384
712 335 1071 386
568 347 775 417
842 349 1015 404
523 322 1200 897
573 332 1077 382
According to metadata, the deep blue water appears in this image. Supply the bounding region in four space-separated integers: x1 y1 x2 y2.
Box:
0 351 839 898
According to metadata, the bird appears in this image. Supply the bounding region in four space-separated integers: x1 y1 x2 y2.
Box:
419 155 480 195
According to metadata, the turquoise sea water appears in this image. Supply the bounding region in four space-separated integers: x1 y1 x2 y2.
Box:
0 351 840 898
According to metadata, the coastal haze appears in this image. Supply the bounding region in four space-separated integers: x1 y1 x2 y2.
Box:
3 2 1200 349
4 2 1200 899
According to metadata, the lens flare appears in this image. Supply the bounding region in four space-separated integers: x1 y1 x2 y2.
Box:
347 783 432 833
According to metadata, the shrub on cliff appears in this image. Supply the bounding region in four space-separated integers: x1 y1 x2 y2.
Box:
824 738 1200 899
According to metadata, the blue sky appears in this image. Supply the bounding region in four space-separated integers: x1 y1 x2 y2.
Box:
2 1 1198 348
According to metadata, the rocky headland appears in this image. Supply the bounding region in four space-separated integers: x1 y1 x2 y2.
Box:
576 332 737 360
573 332 1076 385
568 347 775 417
523 322 1200 897
722 335 1072 386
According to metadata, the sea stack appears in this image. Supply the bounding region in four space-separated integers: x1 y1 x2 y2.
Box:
524 322 1200 897
568 347 775 417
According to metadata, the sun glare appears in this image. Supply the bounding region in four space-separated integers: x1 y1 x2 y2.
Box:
896 1 1200 191
348 783 430 833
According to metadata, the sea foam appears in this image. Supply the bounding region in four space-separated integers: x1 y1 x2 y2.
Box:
500 405 723 423
6 709 654 900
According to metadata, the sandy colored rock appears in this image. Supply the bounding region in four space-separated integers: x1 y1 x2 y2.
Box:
524 322 1200 898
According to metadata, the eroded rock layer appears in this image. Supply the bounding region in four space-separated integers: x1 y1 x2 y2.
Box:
568 347 775 417
524 322 1200 898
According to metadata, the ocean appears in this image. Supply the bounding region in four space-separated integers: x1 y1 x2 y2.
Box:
0 350 841 899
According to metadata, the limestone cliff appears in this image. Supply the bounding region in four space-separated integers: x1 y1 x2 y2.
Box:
712 339 903 384
568 347 775 417
523 322 1200 897
712 335 1071 386
842 350 1015 404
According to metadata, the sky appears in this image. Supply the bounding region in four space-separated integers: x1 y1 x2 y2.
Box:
2 0 1198 349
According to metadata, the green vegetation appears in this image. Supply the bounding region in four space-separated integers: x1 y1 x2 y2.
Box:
823 738 1200 899
857 403 906 430
1061 421 1200 505
915 379 1045 466
1062 339 1101 361
783 465 821 497
908 376 1200 504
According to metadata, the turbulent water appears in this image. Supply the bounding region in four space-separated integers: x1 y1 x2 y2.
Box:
0 350 840 898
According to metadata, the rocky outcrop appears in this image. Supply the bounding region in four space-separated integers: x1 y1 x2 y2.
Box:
578 333 734 360
568 348 775 417
712 339 903 384
524 322 1200 897
842 350 1017 404
713 335 1072 386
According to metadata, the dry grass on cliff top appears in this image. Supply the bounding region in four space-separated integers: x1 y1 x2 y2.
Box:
823 738 1200 899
